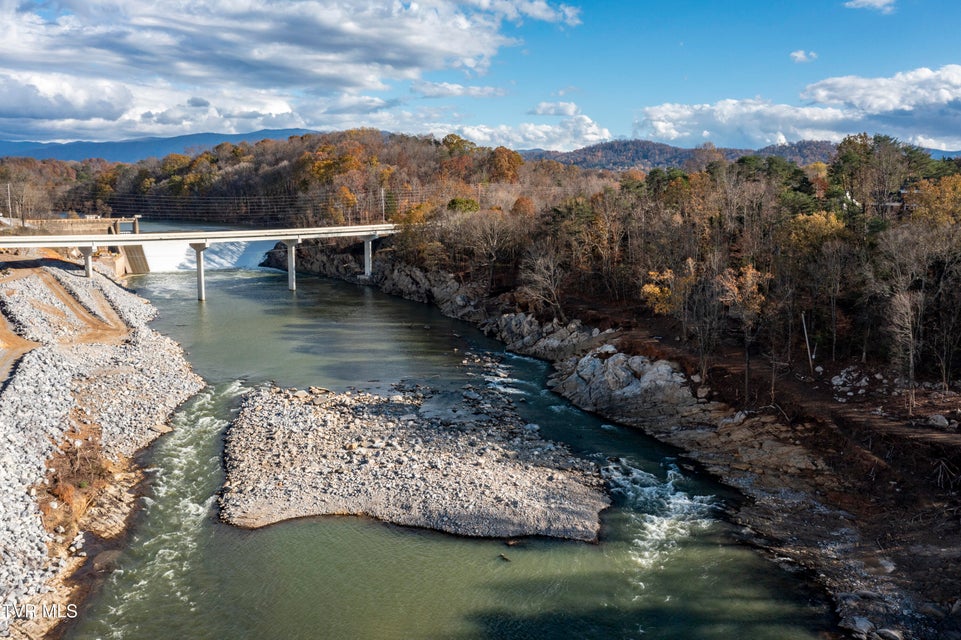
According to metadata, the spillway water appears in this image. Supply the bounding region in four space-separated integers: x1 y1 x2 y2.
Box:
65 232 835 639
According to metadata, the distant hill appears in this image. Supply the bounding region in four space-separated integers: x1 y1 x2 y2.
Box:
0 129 320 163
753 140 840 166
521 139 839 171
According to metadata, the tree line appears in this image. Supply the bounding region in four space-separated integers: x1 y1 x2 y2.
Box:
3 129 961 405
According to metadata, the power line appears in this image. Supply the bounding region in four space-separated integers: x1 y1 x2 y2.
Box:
96 184 584 225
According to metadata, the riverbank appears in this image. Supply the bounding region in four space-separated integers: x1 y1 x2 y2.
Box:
0 254 203 639
220 351 609 541
265 239 961 640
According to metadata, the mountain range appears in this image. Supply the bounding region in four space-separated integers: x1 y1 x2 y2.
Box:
0 129 319 163
0 129 958 169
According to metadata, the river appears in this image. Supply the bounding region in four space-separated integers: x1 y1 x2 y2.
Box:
65 244 835 639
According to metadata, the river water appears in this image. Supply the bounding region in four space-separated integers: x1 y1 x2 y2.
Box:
66 258 835 639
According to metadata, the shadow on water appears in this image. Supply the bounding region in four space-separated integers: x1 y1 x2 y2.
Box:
463 559 834 640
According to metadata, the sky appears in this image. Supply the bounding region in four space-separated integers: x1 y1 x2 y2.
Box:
2 0 961 151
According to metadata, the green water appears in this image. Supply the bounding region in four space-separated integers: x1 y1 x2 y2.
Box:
67 269 835 639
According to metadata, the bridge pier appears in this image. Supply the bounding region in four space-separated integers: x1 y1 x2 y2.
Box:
364 236 374 277
284 239 301 291
78 246 95 278
190 242 209 301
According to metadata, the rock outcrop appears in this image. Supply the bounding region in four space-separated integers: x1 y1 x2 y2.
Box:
548 344 730 426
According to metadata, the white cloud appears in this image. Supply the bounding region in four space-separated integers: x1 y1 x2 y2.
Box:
843 0 896 13
412 81 506 98
802 65 961 112
460 114 610 150
633 64 961 150
463 0 581 26
530 101 580 116
0 72 132 120
790 50 817 63
636 98 849 147
0 0 578 141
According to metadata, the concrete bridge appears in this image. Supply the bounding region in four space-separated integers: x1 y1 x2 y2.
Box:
0 223 397 300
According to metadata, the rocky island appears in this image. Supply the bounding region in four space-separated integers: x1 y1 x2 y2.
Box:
220 356 610 542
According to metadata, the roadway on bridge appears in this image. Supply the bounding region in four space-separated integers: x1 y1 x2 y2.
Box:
0 223 398 300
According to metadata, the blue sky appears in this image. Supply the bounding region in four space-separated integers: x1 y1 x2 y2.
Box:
2 0 960 151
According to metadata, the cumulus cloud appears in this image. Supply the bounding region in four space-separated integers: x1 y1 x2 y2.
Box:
323 95 403 115
530 101 580 116
460 114 610 150
634 65 961 150
790 50 817 63
463 0 581 25
843 0 896 13
0 0 579 141
0 72 132 120
637 99 849 147
802 65 961 111
412 81 506 98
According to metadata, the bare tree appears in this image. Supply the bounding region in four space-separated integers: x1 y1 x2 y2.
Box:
518 240 568 322
888 290 923 413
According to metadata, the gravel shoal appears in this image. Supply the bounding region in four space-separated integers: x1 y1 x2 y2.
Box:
220 377 610 542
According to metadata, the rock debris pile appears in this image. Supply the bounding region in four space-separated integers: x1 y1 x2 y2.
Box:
0 273 83 342
220 359 610 541
0 261 203 634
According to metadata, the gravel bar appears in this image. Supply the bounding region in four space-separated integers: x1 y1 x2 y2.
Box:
220 373 610 542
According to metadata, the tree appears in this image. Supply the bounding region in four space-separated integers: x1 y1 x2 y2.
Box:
784 211 849 360
511 196 536 217
464 211 520 293
518 240 568 322
888 290 924 412
447 198 479 213
487 146 524 183
905 174 961 224
683 142 724 173
872 222 944 412
717 264 771 402
642 256 724 380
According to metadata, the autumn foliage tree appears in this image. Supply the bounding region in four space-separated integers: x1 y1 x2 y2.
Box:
14 127 961 407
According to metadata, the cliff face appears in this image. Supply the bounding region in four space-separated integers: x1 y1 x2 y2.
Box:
265 244 490 323
264 239 949 639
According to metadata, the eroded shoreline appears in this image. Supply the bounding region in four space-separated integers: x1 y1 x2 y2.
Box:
0 256 203 639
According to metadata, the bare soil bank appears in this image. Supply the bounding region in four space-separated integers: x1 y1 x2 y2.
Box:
0 253 203 639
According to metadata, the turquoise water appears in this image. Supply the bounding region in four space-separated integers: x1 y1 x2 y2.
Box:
66 268 834 639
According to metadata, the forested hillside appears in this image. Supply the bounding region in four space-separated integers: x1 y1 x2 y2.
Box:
521 139 839 171
4 129 961 401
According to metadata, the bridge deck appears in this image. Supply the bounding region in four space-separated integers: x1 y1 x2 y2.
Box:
0 223 397 248
0 223 398 300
